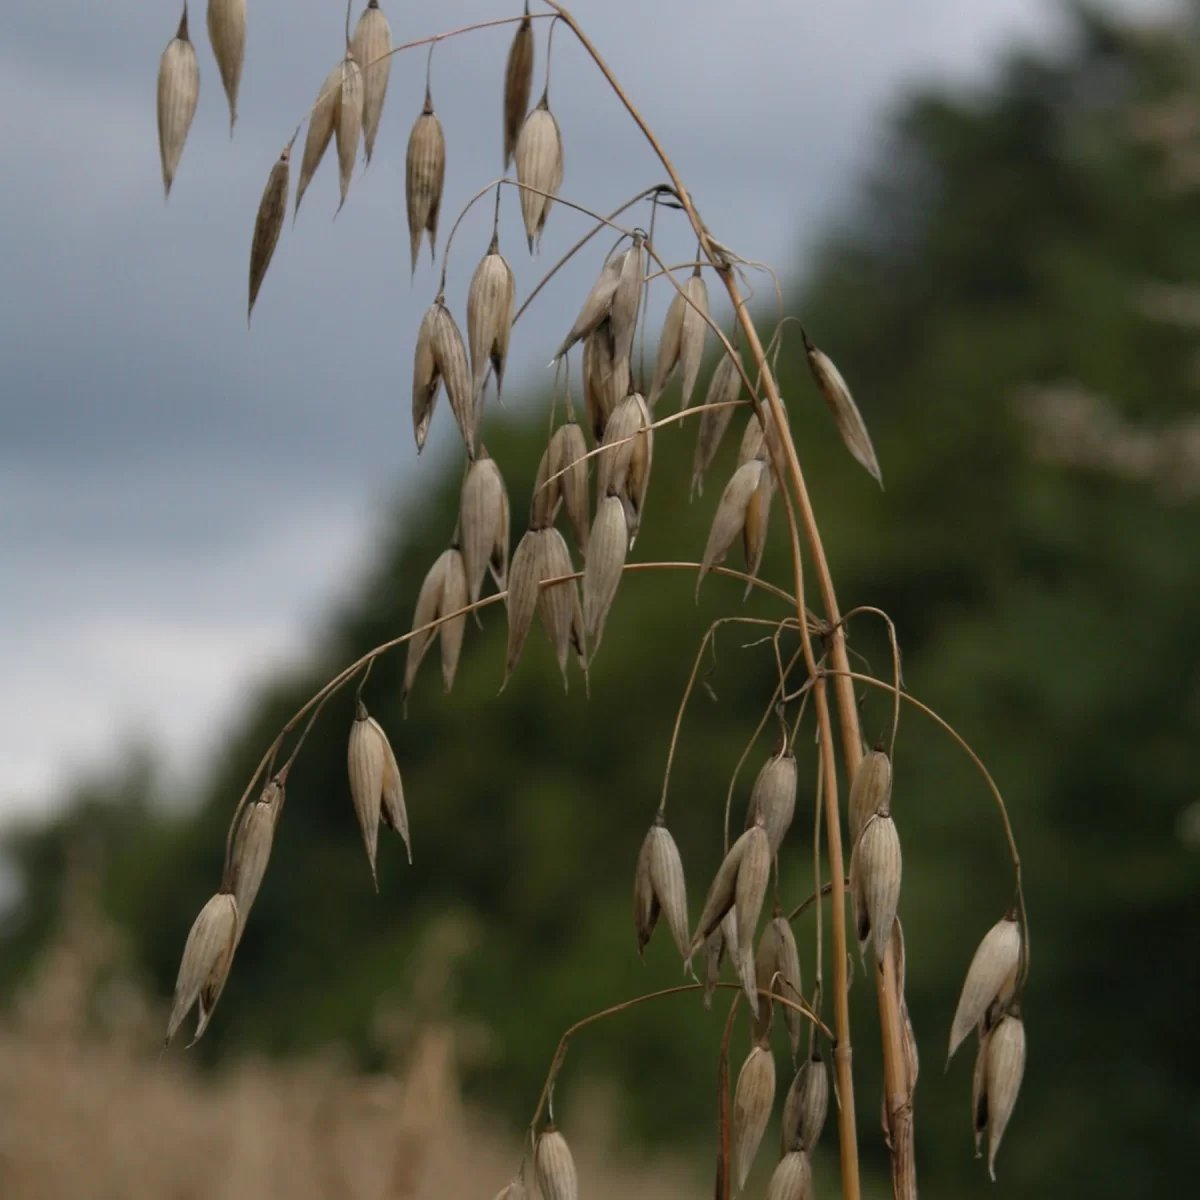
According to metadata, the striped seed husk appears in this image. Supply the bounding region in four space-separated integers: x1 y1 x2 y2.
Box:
503 529 541 685
850 812 902 965
536 527 577 687
467 235 515 403
554 254 624 361
403 548 467 702
247 145 290 323
948 912 1022 1064
460 453 508 603
745 748 797 856
583 320 629 444
535 1128 578 1200
765 1151 813 1200
230 779 282 939
431 302 475 454
405 549 448 700
646 820 689 961
772 916 803 1053
608 236 644 366
803 329 882 487
691 348 743 498
406 91 446 275
689 828 753 959
742 463 774 595
348 701 387 886
650 267 709 408
490 466 512 593
733 1042 776 1192
551 423 590 557
335 52 364 214
515 93 563 255
375 716 411 862
206 0 246 134
633 825 659 956
351 1 392 165
502 12 535 168
412 305 440 452
595 393 642 516
531 443 562 530
848 748 892 852
697 459 765 597
157 8 200 198
623 393 653 543
751 921 780 1043
166 891 237 1047
984 1014 1025 1180
972 1026 990 1157
782 1050 829 1154
735 825 771 1016
582 494 626 654
295 63 342 220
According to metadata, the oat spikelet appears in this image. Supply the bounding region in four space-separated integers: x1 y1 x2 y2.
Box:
697 460 764 597
733 1043 776 1192
351 1 393 165
335 51 364 214
247 144 289 323
984 1014 1026 1179
744 749 797 855
503 10 535 168
206 0 246 134
531 444 562 530
404 548 469 702
633 825 659 956
595 392 653 543
376 718 411 862
850 810 902 964
582 494 626 654
166 891 237 1047
157 8 200 198
848 748 892 852
782 1051 829 1153
646 821 689 961
766 915 803 1053
554 254 624 362
534 1128 577 1200
972 1027 990 1157
735 824 771 1016
230 778 282 938
295 62 342 220
460 452 508 603
348 702 387 886
765 1151 814 1200
552 423 590 557
583 320 629 444
607 235 644 366
688 827 755 961
691 348 743 498
467 235 515 403
803 328 882 487
948 912 1022 1064
537 527 578 688
650 267 709 408
504 529 541 685
406 90 446 276
515 92 563 255
413 301 474 454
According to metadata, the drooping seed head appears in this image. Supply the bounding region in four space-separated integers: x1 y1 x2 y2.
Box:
206 0 246 134
461 453 509 603
467 238 515 403
515 93 563 255
596 393 643 518
534 1128 578 1200
688 826 753 957
503 13 535 168
752 921 781 1043
503 528 542 686
697 459 765 597
803 328 882 487
157 8 200 197
765 1151 814 1200
438 548 469 692
771 915 803 1053
248 145 290 323
583 321 629 444
650 267 709 409
334 51 364 214
296 63 342 220
948 912 1022 1064
582 494 626 655
733 1042 776 1192
741 463 774 595
645 820 689 961
551 423 590 558
406 92 446 275
781 1050 829 1154
848 749 892 852
374 716 411 863
554 254 624 362
531 443 562 530
633 825 659 957
735 825 772 1014
745 749 797 856
405 549 449 702
230 779 282 938
351 1 393 165
166 890 238 1047
429 301 475 454
348 702 387 886
607 235 644 366
691 348 743 498
536 527 577 688
984 1014 1026 1180
850 812 902 965
971 1027 990 1158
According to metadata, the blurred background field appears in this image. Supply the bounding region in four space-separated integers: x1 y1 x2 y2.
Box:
3 3 1200 1198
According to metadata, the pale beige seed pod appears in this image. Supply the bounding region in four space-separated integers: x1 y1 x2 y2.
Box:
745 749 797 855
406 90 446 275
948 912 1022 1064
230 779 282 938
490 465 512 592
582 494 626 655
607 236 644 366
691 348 743 498
351 1 392 165
984 1014 1026 1179
503 528 541 686
752 921 781 1043
515 92 563 255
348 702 387 886
531 444 562 530
206 0 245 134
803 328 882 487
461 453 508 603
742 464 774 595
971 1027 990 1157
851 812 902 964
166 890 238 1047
248 145 290 324
412 304 440 451
650 267 709 408
554 254 624 362
583 320 628 444
467 236 515 403
646 820 689 961
771 916 803 1053
334 52 364 214
848 748 892 852
439 548 469 692
552 424 590 558
633 825 658 956
765 1151 814 1200
595 393 642 512
376 716 411 862
536 527 577 687
622 393 653 543
697 459 765 596
157 7 200 198
534 1127 578 1200
404 549 449 701
733 1042 776 1192
503 10 535 168
735 825 771 1015
781 1050 829 1153
430 302 475 454
689 828 753 957
295 63 342 220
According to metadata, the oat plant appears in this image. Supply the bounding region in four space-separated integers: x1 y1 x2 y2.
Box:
155 4 1032 1197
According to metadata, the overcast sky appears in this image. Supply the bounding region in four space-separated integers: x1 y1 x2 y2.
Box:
0 0 1177 822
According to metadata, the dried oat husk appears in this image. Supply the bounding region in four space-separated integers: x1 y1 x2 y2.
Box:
691 348 743 498
752 921 781 1043
534 1127 578 1200
166 890 238 1047
502 9 534 169
742 463 774 594
206 0 245 134
230 778 282 938
947 911 1022 1064
348 702 388 885
583 320 628 444
351 1 392 165
413 300 474 454
295 63 342 220
622 393 653 543
157 8 200 198
607 236 644 366
633 825 658 956
504 528 541 685
646 820 689 961
247 145 290 323
771 915 803 1053
735 824 771 1016
697 459 765 597
689 828 754 956
971 1027 990 1157
515 92 563 255
334 52 364 214
553 254 624 362
551 423 590 557
403 548 469 702
803 328 882 487
781 1050 828 1153
460 452 509 603
377 716 411 862
467 234 515 403
983 1014 1025 1179
531 444 562 530
649 267 709 409
733 1042 776 1192
406 89 446 275
745 748 797 856
582 494 626 654
850 810 902 965
595 393 644 520
765 1151 813 1200
847 748 892 852
536 527 577 687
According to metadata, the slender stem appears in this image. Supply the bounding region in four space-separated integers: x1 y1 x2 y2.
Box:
785 878 844 924
715 993 738 1200
840 605 902 761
